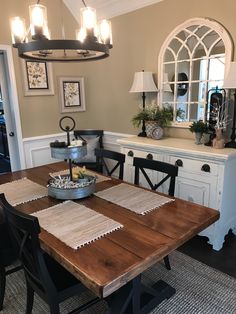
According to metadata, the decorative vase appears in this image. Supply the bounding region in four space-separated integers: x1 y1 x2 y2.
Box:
194 132 202 145
212 128 225 149
146 121 159 138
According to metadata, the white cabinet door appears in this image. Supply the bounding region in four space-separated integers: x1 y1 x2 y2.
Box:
175 177 211 206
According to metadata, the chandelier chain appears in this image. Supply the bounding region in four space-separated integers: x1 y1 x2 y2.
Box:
82 0 87 8
60 0 66 40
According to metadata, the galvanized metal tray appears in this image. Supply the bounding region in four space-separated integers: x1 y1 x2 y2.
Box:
51 145 87 160
48 174 96 200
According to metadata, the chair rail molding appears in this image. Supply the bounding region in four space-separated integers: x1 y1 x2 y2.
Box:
23 131 132 168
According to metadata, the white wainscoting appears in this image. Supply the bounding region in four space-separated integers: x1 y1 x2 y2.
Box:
23 131 132 169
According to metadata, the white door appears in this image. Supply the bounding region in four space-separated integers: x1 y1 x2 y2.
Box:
0 50 24 171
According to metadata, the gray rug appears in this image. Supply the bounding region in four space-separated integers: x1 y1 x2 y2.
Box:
2 251 236 313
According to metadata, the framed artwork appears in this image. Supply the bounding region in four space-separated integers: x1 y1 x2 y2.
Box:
59 77 86 113
22 60 54 96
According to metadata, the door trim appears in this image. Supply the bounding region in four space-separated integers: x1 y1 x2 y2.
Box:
0 44 25 170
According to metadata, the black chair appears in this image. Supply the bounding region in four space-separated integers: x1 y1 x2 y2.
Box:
95 148 126 180
73 130 104 172
0 194 99 314
0 206 21 311
133 157 178 270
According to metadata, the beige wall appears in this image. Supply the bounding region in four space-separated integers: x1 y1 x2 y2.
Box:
1 0 236 138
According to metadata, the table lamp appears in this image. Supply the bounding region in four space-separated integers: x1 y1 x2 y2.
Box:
223 62 236 148
129 70 158 137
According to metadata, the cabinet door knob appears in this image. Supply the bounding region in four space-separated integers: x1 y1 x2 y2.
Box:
127 150 134 157
201 164 210 172
146 153 153 160
175 159 183 167
9 132 14 137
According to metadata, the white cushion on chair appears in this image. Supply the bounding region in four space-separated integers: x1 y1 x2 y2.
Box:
75 137 100 163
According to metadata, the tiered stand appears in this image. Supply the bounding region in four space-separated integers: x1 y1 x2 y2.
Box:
48 117 96 200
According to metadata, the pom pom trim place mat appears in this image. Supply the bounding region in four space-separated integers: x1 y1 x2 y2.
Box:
95 183 174 215
50 167 111 183
32 201 123 249
0 177 48 206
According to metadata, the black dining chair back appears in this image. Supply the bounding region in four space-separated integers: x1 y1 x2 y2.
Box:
0 194 99 314
133 157 178 270
0 200 21 311
95 148 126 180
73 130 104 172
133 157 178 196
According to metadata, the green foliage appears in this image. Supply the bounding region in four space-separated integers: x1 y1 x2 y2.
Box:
189 120 208 134
132 105 174 128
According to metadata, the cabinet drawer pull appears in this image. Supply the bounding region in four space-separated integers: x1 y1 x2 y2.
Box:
175 159 183 167
146 153 153 160
127 150 134 157
201 164 210 172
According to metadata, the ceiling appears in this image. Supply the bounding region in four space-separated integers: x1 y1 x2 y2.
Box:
63 0 164 21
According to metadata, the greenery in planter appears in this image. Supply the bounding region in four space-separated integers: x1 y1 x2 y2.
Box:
189 120 208 134
132 104 179 128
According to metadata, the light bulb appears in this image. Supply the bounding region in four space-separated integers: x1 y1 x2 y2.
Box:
76 28 86 43
80 7 97 37
29 4 47 38
31 5 44 26
99 20 112 45
10 17 26 44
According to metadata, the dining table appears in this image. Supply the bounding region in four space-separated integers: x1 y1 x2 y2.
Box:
0 161 219 314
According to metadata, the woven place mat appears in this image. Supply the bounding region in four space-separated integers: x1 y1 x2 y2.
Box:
32 201 123 249
50 167 111 183
0 177 48 206
95 183 174 215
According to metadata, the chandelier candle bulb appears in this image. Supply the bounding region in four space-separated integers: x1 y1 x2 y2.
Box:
10 17 26 45
80 7 97 37
29 4 47 39
99 20 112 45
76 28 86 43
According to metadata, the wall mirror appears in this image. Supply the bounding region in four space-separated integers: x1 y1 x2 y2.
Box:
158 18 233 126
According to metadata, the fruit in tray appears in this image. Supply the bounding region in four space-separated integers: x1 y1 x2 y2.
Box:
72 166 87 180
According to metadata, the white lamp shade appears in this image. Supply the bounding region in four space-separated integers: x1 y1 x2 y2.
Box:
223 62 236 89
129 71 158 93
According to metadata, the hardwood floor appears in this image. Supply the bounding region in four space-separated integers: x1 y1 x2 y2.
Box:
178 230 236 278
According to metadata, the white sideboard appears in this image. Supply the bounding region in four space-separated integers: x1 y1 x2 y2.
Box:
117 136 236 251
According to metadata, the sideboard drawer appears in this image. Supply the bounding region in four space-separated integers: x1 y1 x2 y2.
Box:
168 155 219 176
123 148 163 164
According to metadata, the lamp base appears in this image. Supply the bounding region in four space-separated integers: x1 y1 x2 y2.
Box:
138 131 147 137
225 141 236 148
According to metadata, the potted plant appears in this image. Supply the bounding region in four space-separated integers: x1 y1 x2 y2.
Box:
189 120 208 144
132 104 175 138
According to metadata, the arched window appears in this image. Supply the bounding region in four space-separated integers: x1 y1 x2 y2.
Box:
158 18 233 126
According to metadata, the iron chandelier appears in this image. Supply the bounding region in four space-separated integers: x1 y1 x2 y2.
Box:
10 0 113 62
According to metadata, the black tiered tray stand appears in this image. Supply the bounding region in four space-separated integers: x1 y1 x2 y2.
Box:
48 117 96 200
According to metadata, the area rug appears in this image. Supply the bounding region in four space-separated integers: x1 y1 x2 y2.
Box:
2 251 236 313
